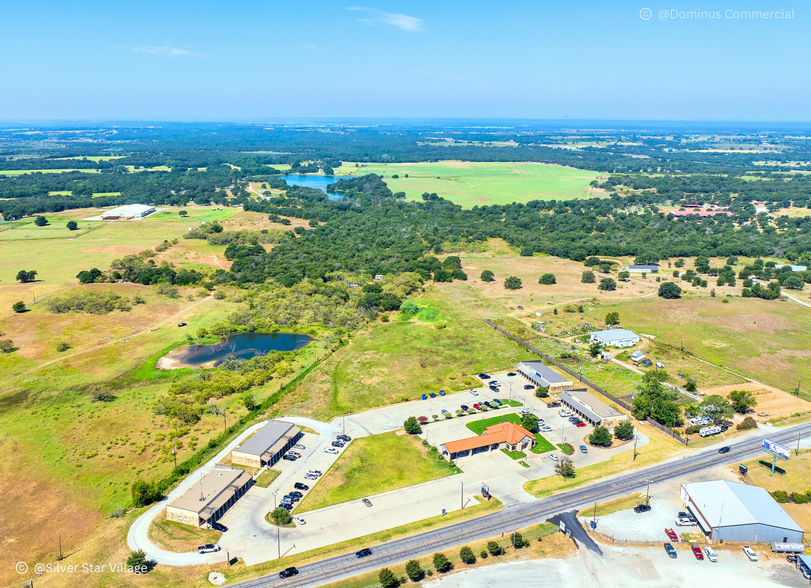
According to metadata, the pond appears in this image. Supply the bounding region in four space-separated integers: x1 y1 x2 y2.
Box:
158 332 313 369
281 174 347 200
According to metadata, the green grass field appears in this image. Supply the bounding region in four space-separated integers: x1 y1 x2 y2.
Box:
337 161 600 207
0 169 101 175
295 432 457 512
466 412 522 434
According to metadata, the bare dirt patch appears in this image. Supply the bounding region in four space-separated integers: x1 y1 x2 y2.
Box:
703 382 811 420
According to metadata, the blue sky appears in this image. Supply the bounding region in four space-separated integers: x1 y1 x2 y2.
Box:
1 1 807 120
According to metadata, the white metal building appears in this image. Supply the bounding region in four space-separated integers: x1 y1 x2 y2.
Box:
589 329 640 348
101 204 156 220
681 480 804 544
515 361 573 392
625 264 659 273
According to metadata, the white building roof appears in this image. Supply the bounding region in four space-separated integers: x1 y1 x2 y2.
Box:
683 480 802 532
775 264 807 272
592 329 639 343
103 204 155 217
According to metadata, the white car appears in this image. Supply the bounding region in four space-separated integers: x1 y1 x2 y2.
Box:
548 453 559 462
294 516 306 526
325 447 340 454
540 425 553 432
520 409 534 416
470 389 479 396
491 380 501 387
742 546 757 561
306 469 322 477
704 546 717 562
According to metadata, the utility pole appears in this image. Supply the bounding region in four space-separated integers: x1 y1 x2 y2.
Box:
223 411 227 433
273 490 280 560
633 435 638 461
645 480 651 505
579 363 582 382
461 481 464 510
593 502 597 527
681 337 683 352
172 446 177 469
58 532 62 560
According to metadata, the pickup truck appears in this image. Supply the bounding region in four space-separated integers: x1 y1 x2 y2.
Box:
665 528 679 541
742 546 758 561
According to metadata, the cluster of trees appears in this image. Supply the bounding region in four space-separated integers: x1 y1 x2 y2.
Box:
45 290 132 315
632 372 683 427
76 253 209 287
15 270 37 283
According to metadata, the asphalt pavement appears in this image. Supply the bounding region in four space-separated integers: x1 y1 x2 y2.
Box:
228 420 811 588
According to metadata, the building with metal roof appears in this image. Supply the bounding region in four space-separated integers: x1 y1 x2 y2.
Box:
101 204 156 220
774 264 808 272
590 328 640 348
680 480 803 544
515 361 573 392
166 465 253 527
559 389 627 427
231 420 302 469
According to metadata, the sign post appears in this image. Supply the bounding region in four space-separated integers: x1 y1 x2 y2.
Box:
761 438 790 477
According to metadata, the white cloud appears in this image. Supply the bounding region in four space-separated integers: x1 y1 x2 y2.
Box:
125 46 201 57
346 7 425 32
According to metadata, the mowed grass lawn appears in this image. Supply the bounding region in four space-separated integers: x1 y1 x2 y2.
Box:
742 450 811 536
295 432 456 512
337 161 600 207
465 412 555 453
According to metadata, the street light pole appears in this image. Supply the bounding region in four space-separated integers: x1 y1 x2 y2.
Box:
645 480 651 505
461 481 464 510
633 435 638 462
273 490 280 560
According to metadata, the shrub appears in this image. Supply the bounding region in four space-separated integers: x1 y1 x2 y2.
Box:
459 545 476 564
659 282 682 299
126 549 147 571
379 568 400 588
270 507 292 526
539 273 556 285
56 341 71 352
109 508 126 518
771 490 789 503
480 270 495 282
598 278 617 291
581 271 596 283
131 478 161 507
614 421 635 440
0 340 15 353
155 282 180 298
405 559 422 582
400 301 419 315
34 215 48 226
736 416 758 431
66 220 78 230
487 540 502 556
589 425 613 446
512 531 525 548
504 276 522 290
433 552 452 573
535 387 549 398
404 416 422 434
12 301 26 313
46 290 131 315
792 492 808 504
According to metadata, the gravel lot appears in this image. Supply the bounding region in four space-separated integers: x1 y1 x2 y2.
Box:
581 498 682 542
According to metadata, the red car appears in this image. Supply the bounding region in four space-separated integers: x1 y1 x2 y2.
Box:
473 403 482 410
665 528 679 541
575 422 587 428
691 545 704 560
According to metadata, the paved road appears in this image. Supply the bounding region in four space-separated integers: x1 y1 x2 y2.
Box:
229 420 811 588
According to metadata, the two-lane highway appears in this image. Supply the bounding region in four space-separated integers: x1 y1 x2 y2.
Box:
231 421 811 588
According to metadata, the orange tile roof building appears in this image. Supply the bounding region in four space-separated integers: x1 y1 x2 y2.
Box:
441 421 536 460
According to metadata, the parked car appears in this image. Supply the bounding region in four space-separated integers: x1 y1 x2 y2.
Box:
304 474 318 480
279 566 299 578
507 372 517 377
337 434 352 442
490 380 502 387
704 546 718 562
520 408 534 415
633 504 651 513
211 522 228 532
484 401 495 409
307 470 323 477
470 389 479 396
283 494 300 503
492 399 503 406
294 482 309 491
332 441 345 448
198 544 220 554
362 498 373 507
294 516 306 526
325 447 340 454
665 528 679 541
473 403 482 410
717 446 731 454
742 546 758 561
523 384 535 390
692 545 704 560
575 422 586 428
517 306 524 310
286 451 301 457
177 322 188 327
579 445 588 453
283 455 298 462
461 405 469 411
478 374 491 379
294 444 305 450
356 548 373 558
289 491 303 498
540 425 553 432
664 543 677 559
279 503 293 510
548 453 559 462
441 409 451 416
547 401 561 407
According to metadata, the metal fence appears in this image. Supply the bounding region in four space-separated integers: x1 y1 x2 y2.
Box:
483 319 688 446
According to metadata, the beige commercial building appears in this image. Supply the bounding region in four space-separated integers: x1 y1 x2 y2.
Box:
441 421 536 461
559 389 627 427
515 360 574 392
231 419 303 469
166 465 253 527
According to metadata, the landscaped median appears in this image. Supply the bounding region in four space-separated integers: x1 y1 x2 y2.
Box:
294 431 460 513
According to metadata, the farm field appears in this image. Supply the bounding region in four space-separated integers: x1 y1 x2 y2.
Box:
337 161 601 207
295 431 456 513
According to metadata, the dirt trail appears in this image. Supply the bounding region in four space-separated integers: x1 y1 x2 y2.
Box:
0 296 214 387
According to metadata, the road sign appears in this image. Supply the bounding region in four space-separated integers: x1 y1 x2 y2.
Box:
559 521 566 534
481 483 490 500
762 438 790 461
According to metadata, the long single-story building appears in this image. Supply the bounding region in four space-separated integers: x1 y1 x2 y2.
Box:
559 389 627 427
774 264 808 272
680 480 804 544
166 465 253 527
441 421 536 461
589 328 640 348
231 419 303 469
625 264 659 273
515 361 573 392
101 204 156 220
